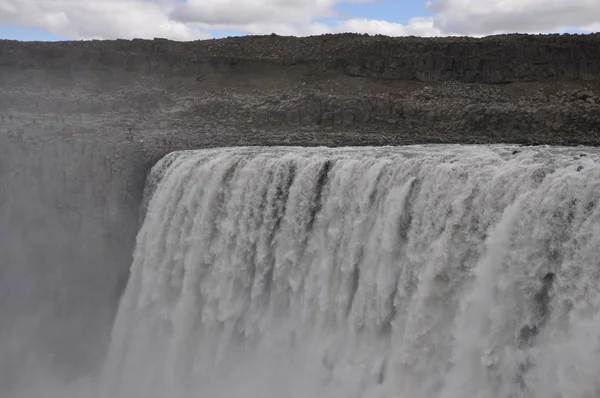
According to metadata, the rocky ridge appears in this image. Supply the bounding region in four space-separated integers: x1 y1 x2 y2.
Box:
1 33 600 151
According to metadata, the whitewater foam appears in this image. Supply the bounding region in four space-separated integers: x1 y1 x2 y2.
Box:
22 145 600 398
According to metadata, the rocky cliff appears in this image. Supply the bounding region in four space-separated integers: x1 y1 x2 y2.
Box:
2 33 600 82
1 33 600 149
1 33 600 389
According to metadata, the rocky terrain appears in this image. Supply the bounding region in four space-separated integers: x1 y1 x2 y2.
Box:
1 33 600 388
1 33 599 151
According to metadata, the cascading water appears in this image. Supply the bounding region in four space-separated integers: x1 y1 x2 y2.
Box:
13 144 600 398
96 145 600 398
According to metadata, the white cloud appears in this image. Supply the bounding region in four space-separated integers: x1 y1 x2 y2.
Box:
188 20 329 37
428 0 600 35
338 17 441 37
1 0 599 41
0 0 210 40
0 0 442 40
582 22 600 32
170 0 342 25
191 18 442 38
169 0 443 37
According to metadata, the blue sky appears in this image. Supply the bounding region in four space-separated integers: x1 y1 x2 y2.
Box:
0 1 434 41
0 0 597 42
204 1 434 39
0 25 67 41
336 1 430 24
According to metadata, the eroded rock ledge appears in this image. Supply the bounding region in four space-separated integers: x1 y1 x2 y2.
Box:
1 33 599 149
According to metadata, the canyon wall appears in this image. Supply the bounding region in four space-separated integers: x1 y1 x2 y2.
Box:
0 33 599 387
1 33 599 148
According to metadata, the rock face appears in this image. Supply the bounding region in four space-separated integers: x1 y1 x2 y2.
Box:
2 33 600 83
0 33 599 389
1 33 599 149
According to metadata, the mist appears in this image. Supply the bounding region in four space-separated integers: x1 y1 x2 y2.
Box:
4 144 600 397
0 136 144 396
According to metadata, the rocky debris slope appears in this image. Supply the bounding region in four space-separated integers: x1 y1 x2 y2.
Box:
1 78 599 148
1 33 599 149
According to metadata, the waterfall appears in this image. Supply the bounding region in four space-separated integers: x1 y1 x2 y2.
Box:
103 145 600 398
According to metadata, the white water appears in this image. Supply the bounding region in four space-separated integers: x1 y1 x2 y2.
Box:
32 145 600 398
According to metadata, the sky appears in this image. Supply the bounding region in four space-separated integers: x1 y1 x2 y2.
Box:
0 0 599 41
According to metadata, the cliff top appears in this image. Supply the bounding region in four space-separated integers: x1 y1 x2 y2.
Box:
1 32 599 57
1 33 599 82
1 33 599 148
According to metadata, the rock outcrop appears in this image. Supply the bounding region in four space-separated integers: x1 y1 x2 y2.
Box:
2 33 600 83
1 33 599 149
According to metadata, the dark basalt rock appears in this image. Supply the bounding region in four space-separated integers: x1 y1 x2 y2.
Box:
1 33 599 150
1 33 599 83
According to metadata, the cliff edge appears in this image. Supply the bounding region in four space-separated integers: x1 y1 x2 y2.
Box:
1 33 600 148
